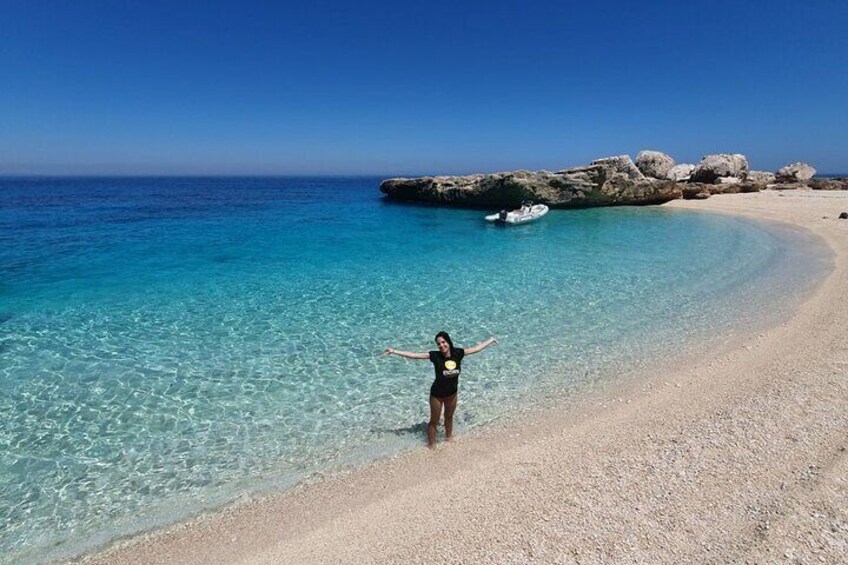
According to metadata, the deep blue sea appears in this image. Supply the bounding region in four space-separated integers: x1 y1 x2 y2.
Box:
0 177 832 563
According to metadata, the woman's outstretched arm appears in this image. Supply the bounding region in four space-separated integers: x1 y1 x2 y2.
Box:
464 337 498 355
383 347 429 360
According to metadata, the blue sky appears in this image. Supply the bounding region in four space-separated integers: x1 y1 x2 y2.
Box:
1 0 846 175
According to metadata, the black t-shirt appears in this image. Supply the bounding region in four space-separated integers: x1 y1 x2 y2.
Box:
428 348 465 397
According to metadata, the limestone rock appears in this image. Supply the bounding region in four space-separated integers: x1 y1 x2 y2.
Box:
739 182 763 194
682 184 708 199
379 153 830 209
380 161 680 209
710 179 742 195
691 154 749 183
809 178 848 191
635 151 675 179
667 164 695 182
746 171 776 185
776 162 816 182
717 177 741 185
770 183 809 191
590 155 645 181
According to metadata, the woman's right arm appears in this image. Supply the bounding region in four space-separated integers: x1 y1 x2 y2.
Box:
384 347 430 360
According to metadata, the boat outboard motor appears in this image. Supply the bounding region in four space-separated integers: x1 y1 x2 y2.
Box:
498 209 508 221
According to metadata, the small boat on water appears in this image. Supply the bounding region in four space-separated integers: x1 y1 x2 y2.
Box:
485 202 549 225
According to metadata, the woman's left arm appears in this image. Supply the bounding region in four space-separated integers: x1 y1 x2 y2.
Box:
464 336 498 355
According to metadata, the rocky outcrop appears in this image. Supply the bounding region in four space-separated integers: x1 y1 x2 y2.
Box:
380 152 839 209
691 154 749 183
746 171 776 186
667 164 695 182
380 157 681 209
590 155 645 180
770 183 811 191
636 151 675 179
809 178 848 190
777 162 816 182
680 180 763 200
681 184 712 200
717 177 741 185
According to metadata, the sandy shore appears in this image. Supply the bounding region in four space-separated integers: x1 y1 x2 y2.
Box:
80 190 848 564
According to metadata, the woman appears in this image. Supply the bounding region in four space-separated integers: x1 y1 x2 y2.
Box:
384 332 497 446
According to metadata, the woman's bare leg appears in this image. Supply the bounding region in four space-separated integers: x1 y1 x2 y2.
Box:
443 394 457 440
428 396 443 447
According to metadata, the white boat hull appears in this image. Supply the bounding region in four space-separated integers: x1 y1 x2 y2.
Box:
485 204 549 225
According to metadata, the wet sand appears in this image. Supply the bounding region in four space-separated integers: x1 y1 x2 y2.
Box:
80 190 848 564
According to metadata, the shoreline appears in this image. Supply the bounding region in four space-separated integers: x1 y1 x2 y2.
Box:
77 190 848 564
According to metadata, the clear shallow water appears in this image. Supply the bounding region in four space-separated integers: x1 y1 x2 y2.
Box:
0 177 832 563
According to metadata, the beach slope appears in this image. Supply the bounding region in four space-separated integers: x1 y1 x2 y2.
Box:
82 190 848 564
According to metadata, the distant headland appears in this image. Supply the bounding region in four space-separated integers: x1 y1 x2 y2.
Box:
379 151 847 209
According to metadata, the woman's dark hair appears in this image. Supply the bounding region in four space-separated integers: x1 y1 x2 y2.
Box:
434 331 455 356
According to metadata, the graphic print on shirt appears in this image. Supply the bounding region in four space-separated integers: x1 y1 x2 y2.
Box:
429 349 464 381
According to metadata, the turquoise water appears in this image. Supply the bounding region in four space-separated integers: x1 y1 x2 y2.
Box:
0 177 831 563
